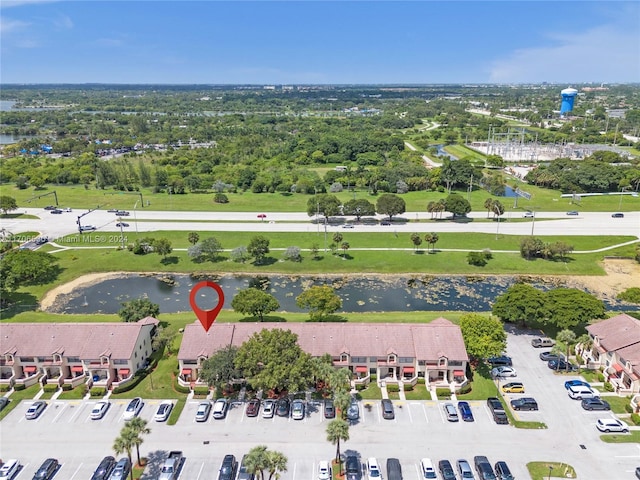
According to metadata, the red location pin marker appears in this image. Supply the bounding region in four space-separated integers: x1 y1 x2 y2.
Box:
189 280 225 332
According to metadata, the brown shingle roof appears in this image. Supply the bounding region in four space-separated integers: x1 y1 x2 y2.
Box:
0 318 158 359
587 313 640 352
178 319 468 362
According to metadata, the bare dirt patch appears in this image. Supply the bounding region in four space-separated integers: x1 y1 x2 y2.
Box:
40 272 129 311
565 259 640 301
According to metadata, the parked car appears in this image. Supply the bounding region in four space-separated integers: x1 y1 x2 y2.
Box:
0 397 9 412
443 403 459 422
212 398 228 419
324 399 335 419
510 397 538 411
347 400 360 421
318 462 331 480
501 382 525 394
194 401 212 422
596 417 629 433
456 459 474 479
367 458 382 480
381 399 395 419
567 385 599 400
419 459 437 480
564 379 591 390
386 458 402 480
291 399 305 420
107 209 120 213
458 401 474 421
531 337 554 348
218 455 238 480
494 461 514 480
262 399 275 419
90 456 116 480
539 351 562 362
91 400 110 420
438 460 456 480
0 459 20 480
276 398 290 417
122 397 143 421
25 400 47 420
487 355 512 367
474 456 496 480
487 397 509 425
35 236 48 245
491 366 517 378
380 221 391 226
32 458 59 480
581 397 611 411
611 212 624 218
154 400 173 422
345 456 361 480
237 455 255 480
246 398 261 417
566 210 579 215
635 467 640 479
548 359 577 371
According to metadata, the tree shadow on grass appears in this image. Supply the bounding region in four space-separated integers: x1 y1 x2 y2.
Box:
239 315 287 322
160 256 179 265
0 291 39 319
253 256 277 266
306 314 347 323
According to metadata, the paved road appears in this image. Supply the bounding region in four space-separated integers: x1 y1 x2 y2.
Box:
2 209 639 244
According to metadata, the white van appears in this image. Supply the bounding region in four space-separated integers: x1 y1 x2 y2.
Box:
567 385 599 400
419 459 437 480
0 459 20 479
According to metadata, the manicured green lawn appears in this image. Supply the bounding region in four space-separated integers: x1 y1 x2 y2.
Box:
404 384 431 400
600 431 640 443
606 395 633 414
0 384 41 420
58 386 87 400
457 365 497 400
357 382 382 400
527 462 576 479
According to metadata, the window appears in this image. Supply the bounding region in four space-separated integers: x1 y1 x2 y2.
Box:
399 357 413 363
449 360 462 366
351 356 366 363
438 357 447 367
388 354 397 364
67 357 80 363
53 354 62 363
369 357 377 362
113 359 128 365
20 357 35 362
340 353 349 363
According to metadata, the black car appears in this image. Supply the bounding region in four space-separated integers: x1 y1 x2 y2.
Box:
510 397 538 411
612 212 624 218
581 397 611 411
345 456 361 480
635 466 640 480
115 222 129 227
539 351 562 362
32 458 59 480
473 456 496 480
494 461 514 480
0 397 9 411
275 398 290 417
438 460 456 480
44 205 57 210
50 209 63 214
35 236 49 245
115 210 130 216
548 359 577 371
218 455 238 480
381 399 395 419
91 456 116 480
324 399 335 419
487 355 512 367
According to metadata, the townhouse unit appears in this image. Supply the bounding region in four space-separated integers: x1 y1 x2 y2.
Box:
0 317 158 391
177 318 469 390
585 313 640 394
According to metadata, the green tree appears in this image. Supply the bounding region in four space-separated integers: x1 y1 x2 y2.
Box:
332 232 343 246
125 417 151 466
543 288 605 329
556 329 577 365
0 250 59 294
334 390 352 420
245 445 269 480
151 326 178 355
483 198 495 218
307 194 341 222
200 236 224 261
326 418 350 463
188 232 200 245
424 232 439 253
113 427 136 480
410 233 422 252
492 283 545 327
376 193 406 220
152 238 172 258
118 297 160 322
340 241 350 258
444 193 471 217
343 199 375 221
459 313 507 360
200 346 239 391
248 235 270 264
265 450 288 480
296 285 342 321
231 288 280 321
520 237 545 260
235 328 314 392
0 196 18 215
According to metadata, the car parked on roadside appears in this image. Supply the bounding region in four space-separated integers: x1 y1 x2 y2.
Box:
491 366 517 378
32 458 59 480
90 456 116 480
324 399 335 419
539 351 562 362
510 397 538 411
487 355 512 367
381 399 394 419
91 401 110 420
458 401 474 421
292 399 305 420
246 398 261 417
154 400 173 422
276 398 290 417
0 459 20 480
581 397 611 411
501 382 525 394
212 398 228 419
262 399 275 419
122 397 143 421
195 401 212 422
596 417 629 433
25 400 47 420
531 337 554 348
438 460 456 480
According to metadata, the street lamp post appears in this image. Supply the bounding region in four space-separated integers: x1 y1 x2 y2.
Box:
133 200 139 234
618 186 629 210
548 465 553 480
530 209 537 236
495 206 501 240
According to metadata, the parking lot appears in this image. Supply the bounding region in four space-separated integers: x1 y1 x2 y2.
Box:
1 331 639 479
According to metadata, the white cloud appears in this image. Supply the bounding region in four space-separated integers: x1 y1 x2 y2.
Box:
489 24 640 83
1 0 60 9
0 17 30 34
52 13 72 29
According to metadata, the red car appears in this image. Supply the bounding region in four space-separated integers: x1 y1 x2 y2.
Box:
246 398 260 417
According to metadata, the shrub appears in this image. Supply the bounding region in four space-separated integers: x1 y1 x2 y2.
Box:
112 373 145 394
370 374 377 381
436 388 451 399
458 384 472 395
604 382 614 392
43 384 58 393
597 373 605 382
386 384 400 393
175 382 191 395
355 384 367 391
0 384 10 392
194 386 210 397
90 386 106 397
214 193 229 204
14 384 26 391
283 246 302 262
617 287 640 304
403 384 414 392
625 403 633 414
467 251 487 267
417 377 425 384
61 384 73 391
631 413 640 426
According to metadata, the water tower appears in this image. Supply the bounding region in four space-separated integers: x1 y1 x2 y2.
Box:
560 87 578 115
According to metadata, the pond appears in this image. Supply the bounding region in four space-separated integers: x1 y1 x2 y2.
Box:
48 273 637 315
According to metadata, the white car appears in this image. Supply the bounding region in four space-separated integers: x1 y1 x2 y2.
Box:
0 459 20 479
212 398 228 419
195 401 212 422
291 399 305 420
123 397 143 421
318 461 331 480
91 400 110 420
154 400 173 422
367 458 382 480
491 366 517 378
419 459 437 480
262 399 275 418
596 417 629 433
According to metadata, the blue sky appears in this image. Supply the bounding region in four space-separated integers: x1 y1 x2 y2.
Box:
1 1 639 84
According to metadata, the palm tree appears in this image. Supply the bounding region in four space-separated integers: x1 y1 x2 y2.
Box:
427 201 435 219
326 418 350 464
425 232 439 253
113 428 137 480
410 233 422 252
341 242 350 258
188 232 200 245
484 198 494 218
266 451 288 480
557 329 577 366
125 417 151 466
245 445 269 480
334 390 352 420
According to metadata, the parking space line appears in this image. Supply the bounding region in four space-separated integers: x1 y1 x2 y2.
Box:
67 402 84 423
196 461 205 480
404 403 413 423
292 462 297 480
51 403 68 423
421 403 429 423
68 463 83 480
176 458 187 480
